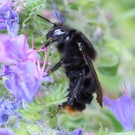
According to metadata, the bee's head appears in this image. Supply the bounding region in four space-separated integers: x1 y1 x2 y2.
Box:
37 15 70 43
46 24 70 41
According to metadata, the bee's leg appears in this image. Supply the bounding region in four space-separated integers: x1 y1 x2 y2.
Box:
43 38 58 48
49 57 78 74
64 70 84 106
50 60 62 73
43 61 62 77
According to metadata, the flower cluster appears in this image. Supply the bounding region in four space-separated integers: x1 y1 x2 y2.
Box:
0 34 51 101
0 0 19 36
0 0 52 102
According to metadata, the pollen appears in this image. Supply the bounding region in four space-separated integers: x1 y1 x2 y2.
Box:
64 105 78 114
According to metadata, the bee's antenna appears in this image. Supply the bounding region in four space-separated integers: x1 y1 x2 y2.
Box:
37 15 56 26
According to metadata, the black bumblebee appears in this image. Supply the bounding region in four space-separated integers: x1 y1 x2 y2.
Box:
38 15 103 112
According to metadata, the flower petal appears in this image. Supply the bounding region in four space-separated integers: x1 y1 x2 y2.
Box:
103 95 135 130
4 68 41 101
0 22 6 30
70 129 82 135
84 133 95 135
0 34 50 102
0 128 15 135
6 10 19 36
0 0 12 12
0 34 29 64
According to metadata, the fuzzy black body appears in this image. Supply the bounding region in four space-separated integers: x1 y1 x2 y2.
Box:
43 22 103 111
56 29 97 111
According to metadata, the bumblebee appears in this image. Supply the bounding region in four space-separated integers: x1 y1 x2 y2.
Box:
38 15 103 111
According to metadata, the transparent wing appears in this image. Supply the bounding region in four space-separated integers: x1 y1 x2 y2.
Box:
79 44 103 107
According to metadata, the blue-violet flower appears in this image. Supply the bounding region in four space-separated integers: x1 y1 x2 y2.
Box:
0 128 15 135
70 128 82 135
0 0 12 12
0 0 19 36
0 34 51 101
0 95 22 126
103 95 135 131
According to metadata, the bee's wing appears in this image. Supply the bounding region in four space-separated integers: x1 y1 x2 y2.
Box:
79 44 103 107
78 31 97 60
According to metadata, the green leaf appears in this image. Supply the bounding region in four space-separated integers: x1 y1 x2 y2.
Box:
13 128 30 135
98 64 119 76
49 116 57 128
115 9 135 23
96 39 121 76
68 3 79 10
21 0 46 25
103 110 123 132
13 120 42 135
98 126 103 135
97 53 119 76
109 132 135 135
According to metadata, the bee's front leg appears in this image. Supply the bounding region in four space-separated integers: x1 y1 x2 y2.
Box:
43 38 58 48
49 60 63 74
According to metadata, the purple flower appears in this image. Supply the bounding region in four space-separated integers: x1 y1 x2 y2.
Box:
3 62 43 101
84 133 95 135
0 34 30 64
52 9 65 23
5 10 19 36
0 16 6 29
0 95 22 126
0 10 19 36
0 34 51 101
0 0 19 36
93 27 103 44
103 95 135 131
0 128 15 135
0 13 7 30
70 129 82 135
0 0 12 12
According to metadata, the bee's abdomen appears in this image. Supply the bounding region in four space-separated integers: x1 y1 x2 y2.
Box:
64 77 96 111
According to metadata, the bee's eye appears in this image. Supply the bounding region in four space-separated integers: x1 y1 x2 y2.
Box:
46 31 52 39
54 29 65 36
